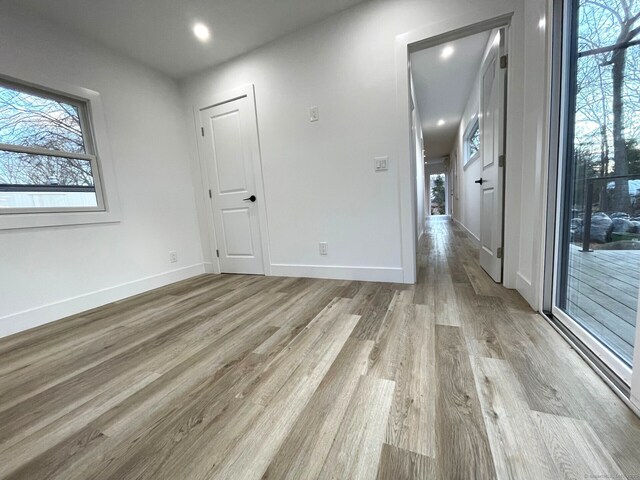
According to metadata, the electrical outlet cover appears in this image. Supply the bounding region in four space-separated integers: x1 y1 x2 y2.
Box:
310 106 319 122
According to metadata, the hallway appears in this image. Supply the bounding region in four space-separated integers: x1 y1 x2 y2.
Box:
1 219 640 479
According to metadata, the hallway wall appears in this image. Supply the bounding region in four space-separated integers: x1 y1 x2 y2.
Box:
450 33 493 244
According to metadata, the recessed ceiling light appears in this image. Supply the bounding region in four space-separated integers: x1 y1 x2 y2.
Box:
437 119 445 126
193 23 211 42
440 46 454 59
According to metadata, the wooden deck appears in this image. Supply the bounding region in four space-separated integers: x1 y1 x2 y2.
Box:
567 245 639 364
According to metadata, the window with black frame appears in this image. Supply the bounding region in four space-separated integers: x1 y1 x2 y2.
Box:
0 79 103 213
556 0 640 375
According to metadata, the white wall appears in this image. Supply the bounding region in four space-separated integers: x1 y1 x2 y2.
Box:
0 5 204 336
450 34 493 243
182 0 546 287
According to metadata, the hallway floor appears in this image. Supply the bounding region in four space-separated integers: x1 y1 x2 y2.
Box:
1 218 640 479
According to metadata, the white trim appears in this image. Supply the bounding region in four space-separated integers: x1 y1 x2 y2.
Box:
270 264 403 283
516 271 536 306
453 217 480 246
194 84 271 276
0 264 206 339
394 2 522 288
203 262 217 274
0 72 121 230
632 287 640 408
516 271 532 291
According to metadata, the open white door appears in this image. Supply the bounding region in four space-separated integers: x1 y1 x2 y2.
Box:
478 29 507 282
199 93 266 275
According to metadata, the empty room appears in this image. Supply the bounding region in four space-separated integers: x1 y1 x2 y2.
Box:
1 0 640 478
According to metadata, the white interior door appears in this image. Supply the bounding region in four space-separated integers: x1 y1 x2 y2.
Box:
199 95 265 275
479 29 507 282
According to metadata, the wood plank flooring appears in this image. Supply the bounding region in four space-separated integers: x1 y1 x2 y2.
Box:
2 217 640 479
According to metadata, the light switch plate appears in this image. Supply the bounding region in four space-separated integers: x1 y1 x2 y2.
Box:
374 156 389 172
310 106 319 122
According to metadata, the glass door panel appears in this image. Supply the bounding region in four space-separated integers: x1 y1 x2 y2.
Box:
556 0 640 376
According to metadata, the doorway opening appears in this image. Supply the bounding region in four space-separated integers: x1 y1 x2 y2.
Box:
429 173 447 216
409 25 509 283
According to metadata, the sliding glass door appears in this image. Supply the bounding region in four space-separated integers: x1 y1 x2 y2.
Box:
553 0 640 392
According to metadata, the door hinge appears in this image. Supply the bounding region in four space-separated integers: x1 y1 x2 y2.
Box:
208 189 212 199
216 249 219 258
497 247 503 259
499 155 505 167
500 55 508 69
201 127 205 136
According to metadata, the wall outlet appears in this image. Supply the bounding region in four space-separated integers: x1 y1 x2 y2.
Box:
310 106 319 122
169 251 178 263
374 156 389 172
319 242 328 255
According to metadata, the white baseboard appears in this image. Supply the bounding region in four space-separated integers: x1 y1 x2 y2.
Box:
516 271 532 291
0 264 206 339
452 218 480 246
516 271 537 309
269 263 404 283
203 262 217 274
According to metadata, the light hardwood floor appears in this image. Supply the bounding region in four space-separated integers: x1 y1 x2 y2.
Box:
2 217 640 479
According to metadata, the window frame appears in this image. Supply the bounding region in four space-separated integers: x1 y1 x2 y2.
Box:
464 117 481 166
0 73 120 230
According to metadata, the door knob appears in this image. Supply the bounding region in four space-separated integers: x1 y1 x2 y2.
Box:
474 178 484 185
243 195 257 202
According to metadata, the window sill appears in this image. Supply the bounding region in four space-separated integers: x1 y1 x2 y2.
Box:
463 153 480 170
0 209 121 230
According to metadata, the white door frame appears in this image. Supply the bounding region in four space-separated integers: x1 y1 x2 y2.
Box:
193 84 271 275
394 2 523 286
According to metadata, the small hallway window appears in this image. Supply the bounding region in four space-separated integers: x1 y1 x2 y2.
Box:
465 119 480 165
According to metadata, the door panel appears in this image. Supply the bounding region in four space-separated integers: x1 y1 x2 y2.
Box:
552 0 640 388
482 60 496 169
221 208 255 256
481 188 494 254
479 29 506 283
200 95 265 275
211 110 249 194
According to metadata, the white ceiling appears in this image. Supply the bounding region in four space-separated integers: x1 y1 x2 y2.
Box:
10 0 369 78
411 31 490 162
